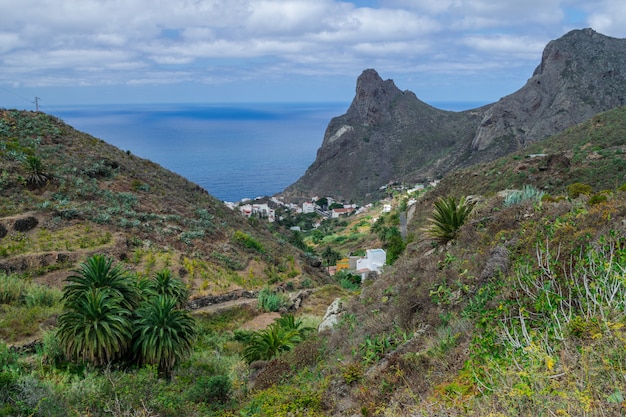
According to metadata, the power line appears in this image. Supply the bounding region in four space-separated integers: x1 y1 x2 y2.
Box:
0 85 40 111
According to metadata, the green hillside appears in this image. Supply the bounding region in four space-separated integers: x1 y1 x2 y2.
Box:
2 106 626 416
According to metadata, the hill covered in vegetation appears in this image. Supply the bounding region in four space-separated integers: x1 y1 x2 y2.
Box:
2 105 626 416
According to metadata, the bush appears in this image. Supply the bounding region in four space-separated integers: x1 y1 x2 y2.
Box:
334 270 361 290
566 182 593 198
589 193 608 205
187 374 232 404
426 196 474 245
258 287 289 312
233 230 265 253
503 185 545 207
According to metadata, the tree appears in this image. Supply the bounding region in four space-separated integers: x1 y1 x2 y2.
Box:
63 254 139 310
57 287 133 365
142 268 188 308
426 196 474 245
58 255 138 365
133 295 196 380
242 316 307 364
321 245 341 268
58 256 196 379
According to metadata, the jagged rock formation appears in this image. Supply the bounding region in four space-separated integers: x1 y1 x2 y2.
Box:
283 29 626 203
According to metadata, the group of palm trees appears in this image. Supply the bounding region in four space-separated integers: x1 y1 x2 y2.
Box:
56 254 195 379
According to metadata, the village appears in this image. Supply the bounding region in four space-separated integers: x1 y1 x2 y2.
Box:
223 179 440 279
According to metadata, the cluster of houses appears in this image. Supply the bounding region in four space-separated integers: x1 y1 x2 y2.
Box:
224 196 369 223
223 180 439 225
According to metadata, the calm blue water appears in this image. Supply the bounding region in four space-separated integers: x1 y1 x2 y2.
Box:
48 103 348 202
47 101 484 202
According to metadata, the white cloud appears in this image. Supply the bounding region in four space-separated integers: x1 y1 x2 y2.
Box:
586 0 626 37
0 0 624 103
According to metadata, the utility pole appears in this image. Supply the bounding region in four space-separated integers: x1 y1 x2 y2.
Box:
33 96 40 112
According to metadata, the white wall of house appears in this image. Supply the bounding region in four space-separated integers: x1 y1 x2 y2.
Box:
356 248 386 275
302 202 315 213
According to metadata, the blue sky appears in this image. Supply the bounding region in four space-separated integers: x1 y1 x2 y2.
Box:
1 0 625 109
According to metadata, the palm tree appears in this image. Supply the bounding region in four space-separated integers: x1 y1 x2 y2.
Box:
57 288 133 365
133 295 196 379
426 196 474 245
242 323 302 364
142 269 188 308
63 254 139 310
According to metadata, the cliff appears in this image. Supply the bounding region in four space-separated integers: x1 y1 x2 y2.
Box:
283 29 626 202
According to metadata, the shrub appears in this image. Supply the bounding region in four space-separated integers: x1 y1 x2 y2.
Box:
503 185 545 207
335 269 361 290
426 196 474 245
589 193 608 205
257 287 289 312
566 182 593 198
187 374 232 404
233 230 265 253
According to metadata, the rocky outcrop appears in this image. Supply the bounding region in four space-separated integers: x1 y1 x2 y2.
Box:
471 28 626 152
283 29 626 203
283 70 481 202
318 298 344 332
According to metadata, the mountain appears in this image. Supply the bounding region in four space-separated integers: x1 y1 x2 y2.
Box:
283 28 626 203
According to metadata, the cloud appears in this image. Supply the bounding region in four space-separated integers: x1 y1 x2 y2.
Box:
0 0 624 102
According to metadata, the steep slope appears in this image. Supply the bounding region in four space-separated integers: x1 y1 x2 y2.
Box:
240 105 626 417
284 28 626 203
283 69 483 202
0 109 325 343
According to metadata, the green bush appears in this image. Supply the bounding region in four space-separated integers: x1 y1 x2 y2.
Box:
187 374 232 404
334 269 361 290
589 193 608 205
0 273 25 304
233 230 265 253
257 287 289 312
426 196 474 245
566 182 593 198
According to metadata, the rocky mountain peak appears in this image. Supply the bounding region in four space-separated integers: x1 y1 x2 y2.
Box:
471 28 626 151
283 29 626 203
346 68 403 126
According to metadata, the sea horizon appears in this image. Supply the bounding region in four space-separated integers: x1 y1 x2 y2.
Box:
46 100 488 203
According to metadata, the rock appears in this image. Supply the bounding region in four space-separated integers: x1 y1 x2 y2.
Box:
13 216 38 232
318 298 343 332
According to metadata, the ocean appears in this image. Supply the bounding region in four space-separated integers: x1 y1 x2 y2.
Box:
47 101 485 202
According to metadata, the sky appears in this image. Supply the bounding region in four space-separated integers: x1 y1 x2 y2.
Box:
1 0 626 109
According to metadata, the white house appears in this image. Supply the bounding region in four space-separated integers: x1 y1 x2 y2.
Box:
382 204 392 213
356 248 386 281
331 207 355 218
302 201 315 214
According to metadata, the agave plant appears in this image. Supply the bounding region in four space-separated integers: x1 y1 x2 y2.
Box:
426 196 474 245
24 155 50 187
